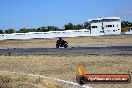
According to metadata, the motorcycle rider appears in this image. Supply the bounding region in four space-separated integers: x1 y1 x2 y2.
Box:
57 38 64 45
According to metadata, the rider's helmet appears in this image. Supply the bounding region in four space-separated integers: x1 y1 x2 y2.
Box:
59 38 62 40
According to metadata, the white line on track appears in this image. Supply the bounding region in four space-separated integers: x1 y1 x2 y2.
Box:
0 71 91 88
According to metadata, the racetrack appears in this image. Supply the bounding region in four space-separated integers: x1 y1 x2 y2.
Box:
0 46 132 55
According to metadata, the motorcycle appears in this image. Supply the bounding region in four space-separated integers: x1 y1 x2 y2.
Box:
56 40 68 48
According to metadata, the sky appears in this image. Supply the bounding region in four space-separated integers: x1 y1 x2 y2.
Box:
0 0 132 30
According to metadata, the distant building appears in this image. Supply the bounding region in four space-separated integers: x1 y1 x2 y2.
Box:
89 17 121 35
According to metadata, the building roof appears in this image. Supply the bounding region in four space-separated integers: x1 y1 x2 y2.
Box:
88 17 121 23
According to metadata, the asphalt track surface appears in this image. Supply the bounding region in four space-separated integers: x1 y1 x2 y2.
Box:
0 46 132 55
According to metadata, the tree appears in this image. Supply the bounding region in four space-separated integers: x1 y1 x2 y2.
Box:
38 27 48 32
121 21 132 32
75 24 84 30
0 30 4 34
47 26 59 31
5 29 16 34
83 22 90 29
32 28 38 32
64 23 74 30
19 28 28 33
121 21 132 28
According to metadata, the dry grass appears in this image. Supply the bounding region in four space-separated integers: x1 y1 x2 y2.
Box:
0 72 65 88
0 55 131 88
0 35 132 48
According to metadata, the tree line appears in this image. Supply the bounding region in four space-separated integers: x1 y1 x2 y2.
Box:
0 22 90 34
0 21 132 34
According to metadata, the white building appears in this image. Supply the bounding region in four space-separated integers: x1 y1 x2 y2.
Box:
89 17 121 35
